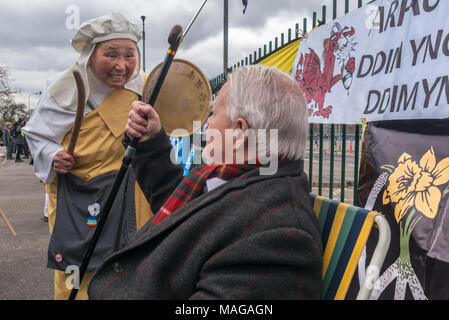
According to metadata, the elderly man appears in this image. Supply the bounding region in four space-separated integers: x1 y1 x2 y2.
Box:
88 65 323 300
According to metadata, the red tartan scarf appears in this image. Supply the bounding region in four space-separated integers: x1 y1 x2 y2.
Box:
151 164 258 226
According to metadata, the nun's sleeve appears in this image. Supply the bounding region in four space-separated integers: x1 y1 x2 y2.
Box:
22 88 77 184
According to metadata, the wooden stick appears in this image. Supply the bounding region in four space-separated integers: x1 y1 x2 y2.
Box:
67 69 86 155
0 207 17 236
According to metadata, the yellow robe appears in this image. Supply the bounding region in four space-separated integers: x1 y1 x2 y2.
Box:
47 88 152 300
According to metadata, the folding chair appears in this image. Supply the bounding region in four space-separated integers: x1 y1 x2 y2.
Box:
310 194 390 300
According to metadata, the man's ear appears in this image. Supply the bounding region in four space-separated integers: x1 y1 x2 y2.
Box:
233 117 249 155
235 118 249 140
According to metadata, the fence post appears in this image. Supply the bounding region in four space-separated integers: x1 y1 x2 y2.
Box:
322 4 326 24
317 3 335 200
300 17 314 193
319 124 324 196
353 0 364 205
333 0 337 19
309 125 314 193
341 125 346 202
354 125 360 204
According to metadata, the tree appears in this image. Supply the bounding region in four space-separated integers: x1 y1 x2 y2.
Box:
0 64 25 123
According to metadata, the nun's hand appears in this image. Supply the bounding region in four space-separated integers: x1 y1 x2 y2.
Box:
53 150 80 174
126 101 161 143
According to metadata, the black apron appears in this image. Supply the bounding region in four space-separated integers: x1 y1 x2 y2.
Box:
47 170 137 273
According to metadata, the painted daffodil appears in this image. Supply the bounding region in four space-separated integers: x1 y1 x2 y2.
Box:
383 147 449 222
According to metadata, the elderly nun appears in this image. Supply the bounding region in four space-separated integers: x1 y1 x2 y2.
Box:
22 12 153 300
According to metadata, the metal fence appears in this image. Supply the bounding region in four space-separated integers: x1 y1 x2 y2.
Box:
209 0 371 204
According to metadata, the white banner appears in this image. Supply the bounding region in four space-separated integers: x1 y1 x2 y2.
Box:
292 0 449 124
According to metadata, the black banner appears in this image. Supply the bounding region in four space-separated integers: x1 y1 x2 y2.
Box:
349 119 449 300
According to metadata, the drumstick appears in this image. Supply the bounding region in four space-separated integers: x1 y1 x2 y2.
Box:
141 25 183 107
0 207 17 236
67 69 86 155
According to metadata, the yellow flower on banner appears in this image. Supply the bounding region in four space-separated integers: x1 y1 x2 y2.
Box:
383 147 449 222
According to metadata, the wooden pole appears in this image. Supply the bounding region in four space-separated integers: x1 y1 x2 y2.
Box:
0 207 16 236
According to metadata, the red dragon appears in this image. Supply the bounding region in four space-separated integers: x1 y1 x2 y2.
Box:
295 26 356 118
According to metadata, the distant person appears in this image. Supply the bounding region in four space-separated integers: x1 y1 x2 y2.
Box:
2 122 14 160
22 121 31 160
12 119 25 163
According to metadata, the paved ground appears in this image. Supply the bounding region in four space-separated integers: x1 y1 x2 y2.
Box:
0 148 53 300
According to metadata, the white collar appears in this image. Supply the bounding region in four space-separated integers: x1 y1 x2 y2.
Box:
204 177 228 192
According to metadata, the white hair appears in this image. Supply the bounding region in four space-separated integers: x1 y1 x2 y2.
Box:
226 65 308 160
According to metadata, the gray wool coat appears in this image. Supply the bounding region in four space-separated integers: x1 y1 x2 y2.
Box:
87 130 323 300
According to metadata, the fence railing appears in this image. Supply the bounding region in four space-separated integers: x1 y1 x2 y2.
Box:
209 0 370 204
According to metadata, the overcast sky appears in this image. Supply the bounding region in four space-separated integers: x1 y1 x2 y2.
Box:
0 0 369 107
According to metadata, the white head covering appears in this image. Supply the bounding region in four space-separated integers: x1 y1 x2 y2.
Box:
48 12 144 112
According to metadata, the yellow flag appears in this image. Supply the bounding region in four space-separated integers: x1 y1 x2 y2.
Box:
257 39 301 73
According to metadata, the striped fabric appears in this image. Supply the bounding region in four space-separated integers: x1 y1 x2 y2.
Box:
310 194 379 300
